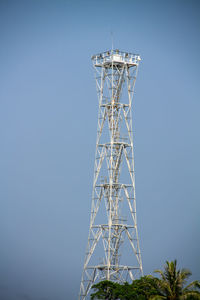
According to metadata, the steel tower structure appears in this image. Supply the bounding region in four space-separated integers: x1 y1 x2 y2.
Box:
79 49 143 299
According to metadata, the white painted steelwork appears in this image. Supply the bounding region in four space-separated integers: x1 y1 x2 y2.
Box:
79 49 143 299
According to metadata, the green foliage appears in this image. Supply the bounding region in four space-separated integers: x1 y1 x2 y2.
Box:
90 260 200 300
130 276 161 299
90 280 119 300
151 260 200 300
90 276 161 299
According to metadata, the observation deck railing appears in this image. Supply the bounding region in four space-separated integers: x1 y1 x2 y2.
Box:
91 49 141 67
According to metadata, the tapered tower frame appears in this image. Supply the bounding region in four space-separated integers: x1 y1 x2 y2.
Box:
79 49 143 299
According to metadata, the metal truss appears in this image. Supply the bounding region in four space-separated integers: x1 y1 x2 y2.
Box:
79 50 143 299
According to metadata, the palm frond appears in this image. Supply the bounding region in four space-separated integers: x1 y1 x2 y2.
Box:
181 290 200 300
154 269 166 281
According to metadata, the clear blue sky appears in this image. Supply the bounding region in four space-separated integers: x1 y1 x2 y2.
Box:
0 0 200 299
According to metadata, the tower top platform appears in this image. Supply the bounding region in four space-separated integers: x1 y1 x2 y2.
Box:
91 49 141 68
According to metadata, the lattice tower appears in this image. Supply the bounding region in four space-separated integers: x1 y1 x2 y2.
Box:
79 49 143 299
